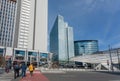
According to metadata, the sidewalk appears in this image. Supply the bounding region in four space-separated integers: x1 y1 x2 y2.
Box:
0 68 50 81
19 70 49 81
0 68 14 81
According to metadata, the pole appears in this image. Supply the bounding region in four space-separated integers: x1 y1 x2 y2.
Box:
108 45 113 71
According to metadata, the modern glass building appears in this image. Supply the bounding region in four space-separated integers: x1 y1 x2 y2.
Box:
0 0 17 47
74 40 99 56
50 15 74 64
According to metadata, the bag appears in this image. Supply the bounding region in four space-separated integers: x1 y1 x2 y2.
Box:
33 66 35 70
15 65 19 70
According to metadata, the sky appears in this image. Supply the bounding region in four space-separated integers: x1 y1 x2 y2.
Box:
48 0 120 51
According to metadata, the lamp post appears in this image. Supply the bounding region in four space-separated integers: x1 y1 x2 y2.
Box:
108 45 113 71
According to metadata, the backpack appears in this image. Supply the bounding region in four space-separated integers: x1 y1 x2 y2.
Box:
14 65 19 70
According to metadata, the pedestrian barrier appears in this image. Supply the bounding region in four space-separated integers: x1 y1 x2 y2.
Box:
40 67 94 73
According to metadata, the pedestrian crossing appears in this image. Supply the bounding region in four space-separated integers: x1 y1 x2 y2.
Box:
0 71 14 81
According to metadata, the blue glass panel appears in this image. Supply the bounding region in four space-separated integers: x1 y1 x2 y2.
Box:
15 50 25 55
28 52 37 56
0 48 4 55
0 48 4 53
40 53 48 58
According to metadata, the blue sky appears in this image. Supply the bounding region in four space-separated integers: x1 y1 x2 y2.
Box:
48 0 120 51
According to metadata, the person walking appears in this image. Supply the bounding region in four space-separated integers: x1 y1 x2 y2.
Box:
5 63 9 73
13 62 20 79
21 62 27 78
28 63 35 76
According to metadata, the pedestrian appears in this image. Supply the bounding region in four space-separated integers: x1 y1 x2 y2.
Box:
5 63 9 73
21 62 27 78
13 62 20 79
28 63 35 76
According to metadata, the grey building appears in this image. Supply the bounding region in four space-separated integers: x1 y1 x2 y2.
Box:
50 15 74 64
74 40 99 56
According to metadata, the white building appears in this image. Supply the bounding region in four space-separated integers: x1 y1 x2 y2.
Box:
0 0 17 47
0 0 48 52
71 48 120 71
14 0 48 52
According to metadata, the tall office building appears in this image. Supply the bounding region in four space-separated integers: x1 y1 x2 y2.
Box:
0 0 17 47
0 0 48 52
14 0 48 52
74 40 99 56
50 15 74 64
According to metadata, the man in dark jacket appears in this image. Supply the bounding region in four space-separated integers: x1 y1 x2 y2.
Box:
21 62 27 78
13 62 20 79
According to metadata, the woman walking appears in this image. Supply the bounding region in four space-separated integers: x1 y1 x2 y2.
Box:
28 63 35 76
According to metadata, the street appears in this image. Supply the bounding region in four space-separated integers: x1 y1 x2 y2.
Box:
43 71 120 81
1 68 120 81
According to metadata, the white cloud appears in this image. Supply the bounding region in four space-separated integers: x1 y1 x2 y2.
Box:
71 0 120 14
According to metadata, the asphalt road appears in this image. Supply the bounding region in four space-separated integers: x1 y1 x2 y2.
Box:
43 71 120 81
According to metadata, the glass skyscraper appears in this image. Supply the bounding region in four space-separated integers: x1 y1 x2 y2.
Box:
50 15 74 64
74 40 99 56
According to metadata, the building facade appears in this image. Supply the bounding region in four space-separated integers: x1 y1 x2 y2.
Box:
0 0 48 52
0 0 17 47
71 48 120 71
0 0 48 67
50 15 74 64
74 40 99 56
14 0 48 51
0 46 52 67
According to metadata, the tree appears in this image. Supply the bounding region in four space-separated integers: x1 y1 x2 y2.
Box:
0 55 5 67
